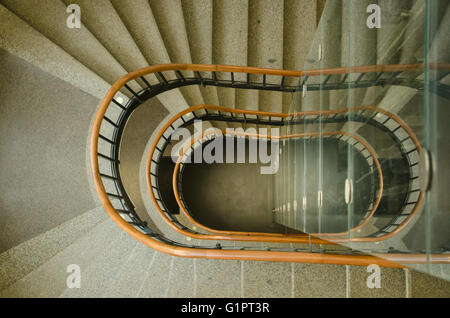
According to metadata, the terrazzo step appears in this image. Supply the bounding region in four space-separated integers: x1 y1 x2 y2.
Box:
137 251 173 297
61 0 185 113
341 0 377 107
0 4 114 100
101 242 155 298
0 207 108 291
195 259 242 297
300 0 342 114
212 0 248 109
248 0 284 114
59 227 138 298
0 0 140 96
282 0 318 113
166 257 196 298
348 266 407 298
149 0 205 107
110 0 189 111
0 218 120 297
182 0 220 106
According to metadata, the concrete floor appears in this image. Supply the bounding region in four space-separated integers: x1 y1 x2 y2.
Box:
0 49 98 253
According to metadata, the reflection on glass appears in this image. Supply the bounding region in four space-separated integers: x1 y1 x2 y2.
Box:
273 0 449 281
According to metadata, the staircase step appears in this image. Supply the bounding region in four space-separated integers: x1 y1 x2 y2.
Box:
348 266 406 298
410 268 450 297
293 263 347 297
149 0 204 107
195 259 242 297
62 0 185 113
110 0 189 112
282 0 317 112
248 0 284 114
63 0 147 76
341 0 377 107
213 0 248 109
101 242 155 298
0 4 113 100
167 257 195 298
0 207 107 291
182 0 220 106
1 0 140 96
300 0 343 112
59 228 138 298
242 261 292 297
0 219 119 297
137 251 173 297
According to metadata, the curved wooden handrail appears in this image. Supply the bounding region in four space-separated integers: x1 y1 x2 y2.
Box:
170 125 383 241
91 63 447 266
147 104 421 243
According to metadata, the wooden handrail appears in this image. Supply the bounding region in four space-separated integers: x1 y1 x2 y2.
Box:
170 124 383 241
90 63 446 266
147 104 421 243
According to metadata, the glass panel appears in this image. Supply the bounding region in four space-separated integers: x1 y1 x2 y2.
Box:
280 0 449 280
420 0 450 280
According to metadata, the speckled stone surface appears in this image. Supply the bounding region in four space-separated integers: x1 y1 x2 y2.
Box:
195 259 241 297
0 5 111 100
102 242 155 298
242 261 292 297
167 257 195 297
298 0 342 112
182 0 220 106
111 0 189 110
138 251 173 297
0 219 119 297
283 0 317 73
293 263 346 297
60 0 185 107
0 206 107 291
282 0 317 112
60 228 138 298
212 0 248 109
0 49 100 252
149 0 204 107
248 0 284 113
349 266 406 298
1 0 140 93
410 269 450 298
62 0 146 74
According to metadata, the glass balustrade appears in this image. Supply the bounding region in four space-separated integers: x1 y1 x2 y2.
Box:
277 0 449 280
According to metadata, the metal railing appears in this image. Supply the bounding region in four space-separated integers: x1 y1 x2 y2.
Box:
148 104 423 244
91 63 450 266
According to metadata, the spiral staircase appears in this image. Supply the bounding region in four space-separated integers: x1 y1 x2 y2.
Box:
0 0 449 298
